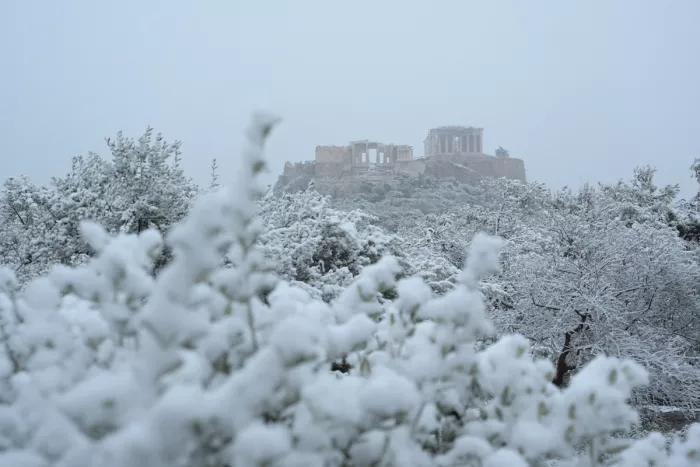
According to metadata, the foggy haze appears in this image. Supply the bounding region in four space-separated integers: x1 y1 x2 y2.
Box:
2 0 699 198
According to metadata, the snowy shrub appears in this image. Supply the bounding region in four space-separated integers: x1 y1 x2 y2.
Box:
257 185 402 301
0 115 698 467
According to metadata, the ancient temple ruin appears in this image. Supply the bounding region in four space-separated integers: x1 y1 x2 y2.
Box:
276 125 527 197
314 140 414 166
348 140 414 165
424 126 484 156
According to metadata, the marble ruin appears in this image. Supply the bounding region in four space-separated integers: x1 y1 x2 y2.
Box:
275 126 527 197
424 126 484 156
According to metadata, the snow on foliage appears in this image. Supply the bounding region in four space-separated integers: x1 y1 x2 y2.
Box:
0 127 198 284
257 185 402 302
0 115 697 467
366 168 700 410
503 183 700 409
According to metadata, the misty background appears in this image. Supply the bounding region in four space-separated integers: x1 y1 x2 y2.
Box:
2 0 699 199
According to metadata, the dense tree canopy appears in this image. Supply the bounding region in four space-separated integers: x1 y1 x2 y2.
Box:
355 169 700 409
0 119 699 465
256 185 402 301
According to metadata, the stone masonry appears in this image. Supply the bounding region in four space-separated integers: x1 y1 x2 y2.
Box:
275 126 527 197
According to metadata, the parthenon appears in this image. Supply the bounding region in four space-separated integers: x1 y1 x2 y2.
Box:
424 126 484 156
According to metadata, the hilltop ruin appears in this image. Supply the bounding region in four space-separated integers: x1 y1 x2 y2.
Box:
275 126 527 197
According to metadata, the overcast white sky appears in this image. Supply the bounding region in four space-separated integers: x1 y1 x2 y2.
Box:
2 1 699 199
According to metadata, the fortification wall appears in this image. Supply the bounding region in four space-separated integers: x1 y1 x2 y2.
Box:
501 157 527 182
433 154 526 182
315 162 345 179
283 161 316 178
394 159 427 177
315 146 347 164
278 154 526 197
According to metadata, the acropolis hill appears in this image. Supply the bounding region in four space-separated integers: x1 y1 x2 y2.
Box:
274 126 527 197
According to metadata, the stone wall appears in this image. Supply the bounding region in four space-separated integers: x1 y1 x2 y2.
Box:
315 161 346 179
395 159 427 177
282 161 316 178
432 154 526 182
315 146 347 164
276 154 526 197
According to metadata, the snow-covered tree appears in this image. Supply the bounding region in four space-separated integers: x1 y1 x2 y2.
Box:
495 146 510 158
496 176 700 408
0 115 698 467
0 128 199 283
101 127 199 235
383 171 700 409
595 166 679 229
506 212 700 399
674 160 700 244
332 175 487 232
390 178 549 298
257 184 403 301
0 176 67 282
